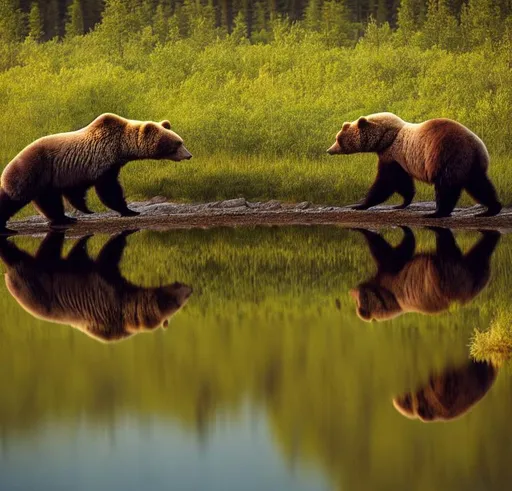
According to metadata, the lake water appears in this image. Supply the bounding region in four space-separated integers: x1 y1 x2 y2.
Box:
0 226 511 491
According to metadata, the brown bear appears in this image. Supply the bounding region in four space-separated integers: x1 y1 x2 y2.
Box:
393 360 497 422
0 231 192 343
350 227 500 322
327 112 502 218
0 113 192 233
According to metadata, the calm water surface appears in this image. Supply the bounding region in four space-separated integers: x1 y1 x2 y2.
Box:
0 226 511 491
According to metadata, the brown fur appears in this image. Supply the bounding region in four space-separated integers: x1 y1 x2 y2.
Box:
393 360 497 422
0 231 192 343
327 112 502 217
350 227 500 322
0 114 192 232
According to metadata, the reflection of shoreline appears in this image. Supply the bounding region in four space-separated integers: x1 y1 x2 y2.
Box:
0 232 192 343
350 227 500 321
393 360 497 423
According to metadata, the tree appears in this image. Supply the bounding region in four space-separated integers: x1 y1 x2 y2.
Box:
321 0 355 47
66 0 85 38
304 0 321 31
397 0 417 43
0 0 24 44
422 0 459 49
28 2 44 42
231 9 249 42
460 0 502 48
153 3 169 44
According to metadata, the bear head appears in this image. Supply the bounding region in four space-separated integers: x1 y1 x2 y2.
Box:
350 283 402 321
90 114 192 162
327 112 405 155
136 120 193 162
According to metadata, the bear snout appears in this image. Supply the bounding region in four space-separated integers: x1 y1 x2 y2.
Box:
327 142 342 155
174 145 192 161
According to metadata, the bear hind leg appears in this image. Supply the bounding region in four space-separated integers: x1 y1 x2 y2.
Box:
0 188 28 235
425 182 461 218
64 187 93 214
34 192 77 228
465 171 502 217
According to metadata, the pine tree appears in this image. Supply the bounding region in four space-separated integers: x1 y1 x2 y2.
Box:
422 0 459 49
231 9 249 42
0 0 24 70
153 3 169 43
28 2 44 42
397 0 417 43
66 0 85 38
304 0 321 31
321 0 354 47
462 0 502 48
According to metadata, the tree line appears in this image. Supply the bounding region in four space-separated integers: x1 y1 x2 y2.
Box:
1 0 511 46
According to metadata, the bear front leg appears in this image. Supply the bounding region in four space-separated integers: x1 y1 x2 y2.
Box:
64 186 94 214
351 161 396 210
95 169 140 217
33 192 77 228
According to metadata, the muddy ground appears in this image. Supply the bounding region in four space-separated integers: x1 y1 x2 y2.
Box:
7 197 512 236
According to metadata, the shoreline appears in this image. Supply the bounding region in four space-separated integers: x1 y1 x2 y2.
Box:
7 197 512 236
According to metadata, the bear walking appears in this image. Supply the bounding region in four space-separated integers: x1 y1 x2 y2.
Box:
327 112 502 217
0 113 192 233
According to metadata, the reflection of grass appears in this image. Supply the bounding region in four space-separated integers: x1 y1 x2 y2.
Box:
471 312 512 366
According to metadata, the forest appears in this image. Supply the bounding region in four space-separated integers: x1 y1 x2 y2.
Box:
0 0 510 208
4 0 512 41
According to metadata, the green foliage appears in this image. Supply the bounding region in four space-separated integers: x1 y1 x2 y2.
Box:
65 0 85 38
27 2 44 42
422 0 459 50
320 0 356 47
461 0 502 49
0 0 510 208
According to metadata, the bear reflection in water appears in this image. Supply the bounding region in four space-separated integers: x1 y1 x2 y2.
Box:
350 227 500 321
0 231 192 342
393 360 497 422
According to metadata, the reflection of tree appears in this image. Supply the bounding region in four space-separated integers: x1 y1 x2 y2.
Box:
0 227 511 490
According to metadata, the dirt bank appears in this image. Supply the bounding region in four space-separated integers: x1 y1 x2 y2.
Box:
7 197 512 235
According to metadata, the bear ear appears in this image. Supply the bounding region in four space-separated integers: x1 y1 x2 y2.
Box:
160 120 171 130
342 122 351 131
357 117 369 128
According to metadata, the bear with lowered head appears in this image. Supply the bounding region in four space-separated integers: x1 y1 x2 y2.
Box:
0 114 192 233
327 112 501 218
